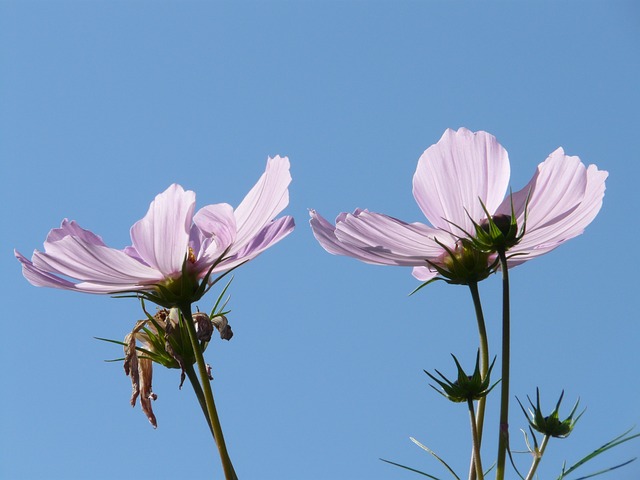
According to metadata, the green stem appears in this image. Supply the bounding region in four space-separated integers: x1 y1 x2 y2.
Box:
185 363 215 436
180 304 238 480
468 398 485 480
524 435 550 480
495 249 510 480
467 281 489 480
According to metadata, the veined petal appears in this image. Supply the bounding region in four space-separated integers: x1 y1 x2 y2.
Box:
16 249 161 294
192 203 237 272
309 210 359 257
332 210 446 266
32 235 163 286
508 164 607 265
130 184 195 277
47 219 107 245
232 156 291 255
15 249 82 290
498 148 587 233
413 128 510 232
216 215 295 271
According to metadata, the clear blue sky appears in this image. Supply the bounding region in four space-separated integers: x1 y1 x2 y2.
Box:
2 1 639 479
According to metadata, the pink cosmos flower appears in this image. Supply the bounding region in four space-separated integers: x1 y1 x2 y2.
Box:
16 156 294 297
310 128 607 283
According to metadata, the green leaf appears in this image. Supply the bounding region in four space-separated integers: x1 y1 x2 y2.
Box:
556 427 640 479
410 437 460 480
95 336 128 347
380 458 443 479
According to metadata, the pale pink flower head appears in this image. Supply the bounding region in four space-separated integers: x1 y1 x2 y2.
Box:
16 156 295 305
310 128 607 284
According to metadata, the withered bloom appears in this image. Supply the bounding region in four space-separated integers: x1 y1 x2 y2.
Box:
122 307 233 427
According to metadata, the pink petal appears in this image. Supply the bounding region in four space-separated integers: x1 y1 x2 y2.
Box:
413 128 510 233
47 219 107 245
217 215 295 271
191 203 237 273
232 156 291 256
412 266 439 282
32 235 163 287
309 210 358 258
499 148 587 231
15 249 81 291
313 209 446 266
508 163 607 265
130 184 195 278
17 248 155 294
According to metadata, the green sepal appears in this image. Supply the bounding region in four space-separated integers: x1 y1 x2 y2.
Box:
517 388 585 439
425 351 498 403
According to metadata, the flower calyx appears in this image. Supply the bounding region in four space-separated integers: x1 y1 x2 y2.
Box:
424 352 498 403
121 247 234 310
471 194 529 254
425 238 498 286
517 388 584 439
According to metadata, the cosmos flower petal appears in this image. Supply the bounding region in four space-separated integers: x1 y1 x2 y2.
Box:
15 249 82 291
413 128 510 232
232 156 291 255
309 210 356 257
16 248 152 294
192 203 237 270
311 209 444 266
130 184 196 277
32 235 163 285
498 148 587 232
46 219 107 246
412 266 439 282
508 164 607 265
217 215 295 271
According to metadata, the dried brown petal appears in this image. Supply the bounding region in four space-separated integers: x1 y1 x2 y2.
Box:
124 321 147 407
193 312 214 342
212 315 233 340
163 310 186 389
138 357 157 428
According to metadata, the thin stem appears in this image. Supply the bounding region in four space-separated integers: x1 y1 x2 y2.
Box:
180 304 238 480
467 398 485 480
495 249 511 480
185 363 215 436
524 435 550 480
467 281 489 480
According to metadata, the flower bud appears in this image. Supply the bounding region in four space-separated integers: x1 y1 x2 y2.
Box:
517 388 584 438
425 352 498 403
470 195 527 253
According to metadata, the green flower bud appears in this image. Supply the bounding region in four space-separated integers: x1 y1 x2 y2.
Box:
425 352 498 403
468 194 529 253
517 388 584 438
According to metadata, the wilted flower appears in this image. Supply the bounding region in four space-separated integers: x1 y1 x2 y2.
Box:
15 157 294 306
517 388 584 438
310 128 607 284
122 307 233 427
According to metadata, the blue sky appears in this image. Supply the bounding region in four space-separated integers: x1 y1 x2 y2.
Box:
2 1 639 479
